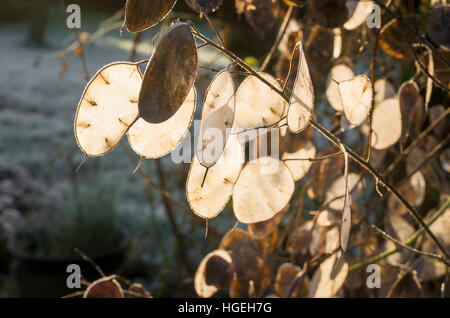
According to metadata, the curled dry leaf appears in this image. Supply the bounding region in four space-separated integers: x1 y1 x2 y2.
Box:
398 81 423 142
194 249 233 297
125 0 177 33
233 157 295 224
139 22 198 124
74 62 141 157
282 141 316 181
128 87 196 159
344 0 375 30
371 98 402 150
197 70 235 168
338 75 373 126
185 0 224 13
427 5 450 51
187 135 244 219
374 78 395 104
287 43 314 133
234 72 287 131
308 0 348 29
308 253 348 298
275 263 309 297
83 276 124 298
326 63 355 111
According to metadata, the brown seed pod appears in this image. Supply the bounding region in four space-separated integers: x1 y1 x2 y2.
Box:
287 43 314 133
194 249 233 297
83 276 124 298
74 62 142 158
139 22 198 124
398 81 423 142
275 263 308 297
379 16 422 59
427 5 450 51
243 0 281 34
125 0 177 33
308 0 348 29
185 0 224 13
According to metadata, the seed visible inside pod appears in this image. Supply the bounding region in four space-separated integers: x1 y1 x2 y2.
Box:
197 70 235 168
326 64 354 111
139 22 198 124
187 135 244 219
125 0 177 33
338 75 373 126
371 98 402 150
128 87 197 159
74 62 142 158
233 157 295 224
83 276 124 298
287 42 314 133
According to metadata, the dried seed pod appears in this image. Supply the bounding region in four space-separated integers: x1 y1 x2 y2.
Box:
125 0 177 33
244 0 281 34
344 0 375 30
234 72 287 131
74 62 141 158
83 276 124 298
139 22 198 124
197 70 235 168
325 172 364 211
379 16 422 59
326 64 355 111
128 87 196 159
385 214 415 265
187 135 244 219
275 263 308 297
287 43 314 133
309 0 348 29
338 75 373 126
185 0 224 13
427 5 450 51
194 249 233 297
233 157 295 224
282 141 316 181
308 253 348 298
374 78 395 104
371 98 402 150
398 81 423 142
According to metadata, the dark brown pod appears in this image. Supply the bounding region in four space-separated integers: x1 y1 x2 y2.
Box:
139 22 198 123
185 0 224 13
83 277 124 298
125 0 177 33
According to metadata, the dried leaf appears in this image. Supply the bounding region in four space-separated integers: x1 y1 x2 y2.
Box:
83 276 124 298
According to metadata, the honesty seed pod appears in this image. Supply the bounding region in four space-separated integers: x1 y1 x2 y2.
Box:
124 0 177 33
